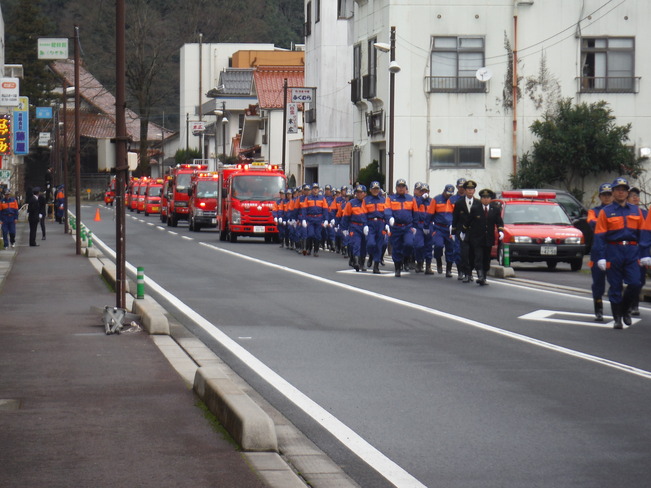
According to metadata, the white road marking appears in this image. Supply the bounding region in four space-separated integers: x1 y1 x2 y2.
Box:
156 226 165 231
167 231 178 235
147 222 155 226
520 309 639 328
181 236 193 241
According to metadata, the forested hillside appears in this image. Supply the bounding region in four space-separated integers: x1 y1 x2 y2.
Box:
4 0 304 130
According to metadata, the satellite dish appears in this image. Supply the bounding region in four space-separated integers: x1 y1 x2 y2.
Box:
475 67 493 82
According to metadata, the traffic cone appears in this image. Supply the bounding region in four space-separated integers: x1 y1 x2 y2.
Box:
94 208 101 221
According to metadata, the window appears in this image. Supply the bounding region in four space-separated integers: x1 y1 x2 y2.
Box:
304 2 312 37
429 37 485 92
581 37 635 93
315 0 320 23
363 37 377 99
351 43 362 103
430 146 484 169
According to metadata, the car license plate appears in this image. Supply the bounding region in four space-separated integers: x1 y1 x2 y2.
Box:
211 218 217 224
541 245 557 255
253 226 265 233
152 206 159 212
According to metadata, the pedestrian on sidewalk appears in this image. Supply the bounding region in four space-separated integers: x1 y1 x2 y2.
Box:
38 187 47 240
27 187 42 247
1 190 19 249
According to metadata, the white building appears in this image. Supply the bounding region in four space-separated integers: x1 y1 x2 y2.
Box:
304 0 651 198
178 42 275 165
302 0 355 187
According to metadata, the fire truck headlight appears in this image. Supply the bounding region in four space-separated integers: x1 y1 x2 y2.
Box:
232 209 241 224
513 236 532 243
564 237 582 244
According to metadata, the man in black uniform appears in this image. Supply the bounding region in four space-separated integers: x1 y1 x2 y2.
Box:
451 179 478 282
27 187 42 247
462 188 504 285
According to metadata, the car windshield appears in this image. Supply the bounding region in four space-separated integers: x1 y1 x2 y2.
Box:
176 173 192 190
231 175 285 201
196 181 219 198
147 186 162 197
504 203 572 225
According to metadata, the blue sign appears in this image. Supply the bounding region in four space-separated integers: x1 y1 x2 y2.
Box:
36 106 53 119
13 103 29 155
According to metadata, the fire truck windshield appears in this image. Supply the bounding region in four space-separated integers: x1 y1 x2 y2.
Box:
231 175 284 201
176 173 192 190
196 180 219 198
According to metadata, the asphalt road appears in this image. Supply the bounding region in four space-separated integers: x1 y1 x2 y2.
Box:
82 203 651 488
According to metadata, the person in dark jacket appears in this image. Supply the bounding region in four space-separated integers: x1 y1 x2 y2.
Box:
451 179 478 282
462 188 504 286
27 187 42 247
38 188 47 239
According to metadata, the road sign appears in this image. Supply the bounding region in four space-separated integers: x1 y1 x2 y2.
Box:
36 107 53 119
38 132 51 147
38 38 69 60
0 169 11 180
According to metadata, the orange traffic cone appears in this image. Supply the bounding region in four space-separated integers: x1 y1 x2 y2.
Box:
94 208 101 221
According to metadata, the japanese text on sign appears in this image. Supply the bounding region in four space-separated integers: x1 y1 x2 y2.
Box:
289 87 315 103
0 115 12 154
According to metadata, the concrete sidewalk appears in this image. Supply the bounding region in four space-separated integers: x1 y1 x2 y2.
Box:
0 222 268 487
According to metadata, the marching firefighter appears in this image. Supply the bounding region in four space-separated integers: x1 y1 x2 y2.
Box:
1 190 19 249
593 177 651 329
429 183 456 277
363 181 387 274
413 183 434 274
341 184 368 271
587 183 613 321
385 179 418 277
301 183 329 257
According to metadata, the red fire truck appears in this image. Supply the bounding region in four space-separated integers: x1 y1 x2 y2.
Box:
143 178 164 216
216 162 286 242
160 176 172 224
188 171 219 231
166 163 208 226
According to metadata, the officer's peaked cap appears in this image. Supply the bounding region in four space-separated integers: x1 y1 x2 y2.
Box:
478 188 494 198
463 180 477 189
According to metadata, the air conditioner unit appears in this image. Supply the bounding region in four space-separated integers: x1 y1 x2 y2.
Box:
350 78 362 103
304 108 316 124
362 75 377 99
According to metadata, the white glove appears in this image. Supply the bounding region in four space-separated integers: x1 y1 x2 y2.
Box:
411 227 417 235
498 231 504 241
322 220 328 227
460 232 465 241
389 217 395 227
302 220 307 228
423 228 430 236
330 219 335 227
449 225 453 235
273 217 278 223
278 218 283 224
39 214 43 219
450 234 455 242
385 225 390 234
597 259 607 271
363 225 369 236
422 193 429 199
640 257 651 267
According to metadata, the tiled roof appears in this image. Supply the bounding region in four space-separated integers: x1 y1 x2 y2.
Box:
218 69 255 96
59 109 115 147
50 59 174 142
253 66 304 109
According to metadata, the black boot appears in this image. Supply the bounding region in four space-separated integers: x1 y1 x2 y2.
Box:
445 262 453 278
594 298 604 322
477 270 487 286
611 303 623 329
425 260 434 275
436 257 443 274
462 270 471 283
630 294 640 316
367 256 373 268
415 261 423 273
373 262 381 274
395 262 402 277
353 256 360 272
457 266 464 280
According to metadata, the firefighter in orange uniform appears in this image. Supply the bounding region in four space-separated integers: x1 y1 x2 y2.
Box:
341 184 368 271
301 183 329 257
1 190 19 249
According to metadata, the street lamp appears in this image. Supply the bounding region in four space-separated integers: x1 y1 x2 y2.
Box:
374 26 400 194
212 101 228 164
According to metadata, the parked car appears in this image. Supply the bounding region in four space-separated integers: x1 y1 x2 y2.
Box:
491 190 586 271
497 189 592 252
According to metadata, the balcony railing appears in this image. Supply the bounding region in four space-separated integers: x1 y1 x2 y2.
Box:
426 76 487 93
577 76 639 94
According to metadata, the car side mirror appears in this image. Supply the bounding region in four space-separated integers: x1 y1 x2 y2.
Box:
187 188 193 197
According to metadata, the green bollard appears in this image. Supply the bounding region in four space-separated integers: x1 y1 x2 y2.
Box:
503 244 510 267
137 267 145 299
80 227 87 241
87 231 93 248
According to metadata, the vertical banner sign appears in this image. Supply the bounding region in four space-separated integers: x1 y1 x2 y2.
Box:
287 103 298 134
0 115 12 155
13 96 29 155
